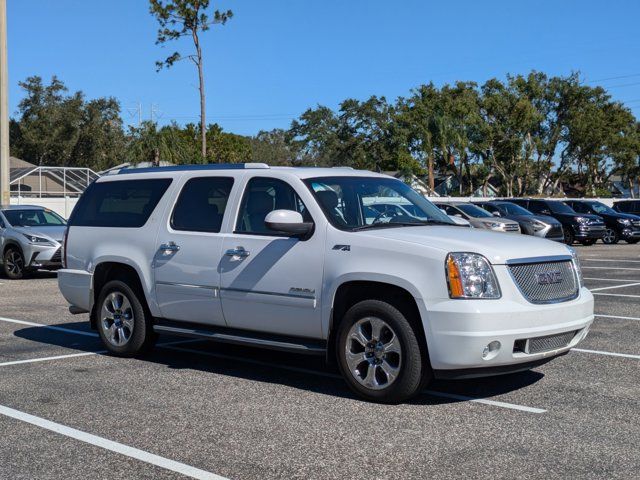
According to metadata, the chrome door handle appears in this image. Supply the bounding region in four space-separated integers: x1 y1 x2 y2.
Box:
159 242 180 254
225 246 250 258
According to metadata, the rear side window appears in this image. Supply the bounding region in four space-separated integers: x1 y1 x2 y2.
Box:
70 179 172 228
171 177 234 233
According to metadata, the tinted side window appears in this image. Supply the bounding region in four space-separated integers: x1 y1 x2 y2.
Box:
571 202 588 213
483 204 499 214
70 179 172 228
527 201 546 214
616 202 628 212
171 177 234 233
236 177 311 234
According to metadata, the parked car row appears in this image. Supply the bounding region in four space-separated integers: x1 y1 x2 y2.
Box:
433 198 640 246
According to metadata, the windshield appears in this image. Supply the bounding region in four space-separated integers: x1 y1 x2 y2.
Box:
457 203 493 218
548 201 576 214
304 176 455 230
498 202 533 216
589 201 615 214
2 209 66 227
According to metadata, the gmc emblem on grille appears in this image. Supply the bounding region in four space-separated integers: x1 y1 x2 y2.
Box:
536 270 563 285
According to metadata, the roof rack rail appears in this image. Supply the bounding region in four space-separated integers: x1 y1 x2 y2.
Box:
116 163 270 175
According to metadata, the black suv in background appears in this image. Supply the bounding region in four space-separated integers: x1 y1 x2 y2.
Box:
564 200 640 244
473 200 564 241
508 199 605 246
613 200 640 216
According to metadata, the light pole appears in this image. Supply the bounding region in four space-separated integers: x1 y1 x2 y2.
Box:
0 0 9 206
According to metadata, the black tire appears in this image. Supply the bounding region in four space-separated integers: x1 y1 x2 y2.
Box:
336 299 431 404
3 247 28 279
602 228 619 245
563 229 575 245
96 279 155 356
580 239 596 246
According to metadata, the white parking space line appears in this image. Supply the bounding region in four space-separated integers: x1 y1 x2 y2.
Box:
0 404 226 480
593 293 640 298
573 348 640 360
0 339 201 368
590 282 640 292
584 277 640 282
162 345 547 414
423 390 546 414
595 314 640 321
0 351 105 367
0 316 99 337
582 266 640 271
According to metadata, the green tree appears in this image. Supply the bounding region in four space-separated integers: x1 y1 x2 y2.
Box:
150 0 233 161
11 76 125 170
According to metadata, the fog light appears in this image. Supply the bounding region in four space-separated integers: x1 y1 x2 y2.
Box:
482 341 501 360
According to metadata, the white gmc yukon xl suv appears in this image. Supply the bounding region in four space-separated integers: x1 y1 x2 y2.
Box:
58 164 594 403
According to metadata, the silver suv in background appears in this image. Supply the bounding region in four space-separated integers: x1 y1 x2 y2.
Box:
435 201 521 233
0 205 66 279
473 201 564 241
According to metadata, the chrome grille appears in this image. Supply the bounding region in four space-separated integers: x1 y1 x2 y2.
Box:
525 330 578 354
547 225 563 237
508 259 579 304
504 224 520 232
50 248 62 263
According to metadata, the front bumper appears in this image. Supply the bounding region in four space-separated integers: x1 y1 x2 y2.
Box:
423 286 594 374
24 243 63 270
621 227 640 239
574 225 605 239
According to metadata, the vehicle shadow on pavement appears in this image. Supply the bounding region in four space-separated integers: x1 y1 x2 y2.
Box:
14 323 544 406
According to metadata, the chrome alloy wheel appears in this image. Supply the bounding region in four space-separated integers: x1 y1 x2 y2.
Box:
603 228 616 244
5 250 24 276
345 317 402 390
100 292 134 347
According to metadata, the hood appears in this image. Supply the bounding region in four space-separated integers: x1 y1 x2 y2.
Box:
13 225 65 243
470 216 519 225
553 212 602 222
357 225 572 265
505 214 561 225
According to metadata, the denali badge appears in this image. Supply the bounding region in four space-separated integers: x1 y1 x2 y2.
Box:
536 270 562 285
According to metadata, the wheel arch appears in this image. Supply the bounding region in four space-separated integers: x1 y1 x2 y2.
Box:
91 261 151 329
326 278 427 365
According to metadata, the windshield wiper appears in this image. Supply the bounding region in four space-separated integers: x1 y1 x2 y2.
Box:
351 219 455 231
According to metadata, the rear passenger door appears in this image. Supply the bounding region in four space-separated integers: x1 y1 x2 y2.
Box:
153 174 239 326
218 176 325 339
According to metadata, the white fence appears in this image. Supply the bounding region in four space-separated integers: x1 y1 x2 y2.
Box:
10 196 79 219
10 195 617 220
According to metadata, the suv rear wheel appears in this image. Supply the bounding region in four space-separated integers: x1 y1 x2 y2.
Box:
336 299 430 403
96 280 155 356
3 247 28 279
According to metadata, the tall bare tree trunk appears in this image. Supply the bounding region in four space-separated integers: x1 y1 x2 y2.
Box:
193 29 206 161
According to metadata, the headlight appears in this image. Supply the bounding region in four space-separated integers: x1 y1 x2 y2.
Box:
567 246 584 288
483 221 503 229
530 220 546 231
617 218 631 225
575 217 588 224
22 233 55 246
446 252 501 299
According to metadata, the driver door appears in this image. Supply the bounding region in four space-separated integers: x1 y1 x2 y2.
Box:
219 176 325 339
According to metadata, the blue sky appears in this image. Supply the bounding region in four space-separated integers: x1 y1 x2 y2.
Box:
7 0 640 135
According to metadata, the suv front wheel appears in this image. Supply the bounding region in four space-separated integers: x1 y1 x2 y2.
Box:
3 247 28 279
96 280 155 356
337 299 430 403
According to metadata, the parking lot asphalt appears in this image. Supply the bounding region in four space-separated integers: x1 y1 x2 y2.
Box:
1 243 639 479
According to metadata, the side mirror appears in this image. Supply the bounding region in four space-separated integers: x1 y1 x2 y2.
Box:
454 213 463 218
492 212 501 217
439 208 447 215
265 210 313 236
542 210 551 215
